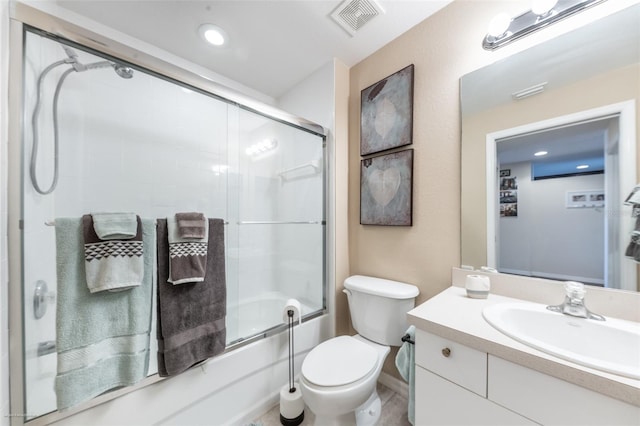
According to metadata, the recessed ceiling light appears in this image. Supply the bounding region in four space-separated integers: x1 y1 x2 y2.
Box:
534 150 548 156
576 164 590 169
198 24 227 47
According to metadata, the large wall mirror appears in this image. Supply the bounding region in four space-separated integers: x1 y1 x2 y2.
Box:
461 4 640 291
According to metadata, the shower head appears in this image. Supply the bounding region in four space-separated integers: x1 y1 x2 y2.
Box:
113 64 134 79
79 61 134 79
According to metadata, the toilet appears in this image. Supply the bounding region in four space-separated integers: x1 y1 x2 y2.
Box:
300 275 419 425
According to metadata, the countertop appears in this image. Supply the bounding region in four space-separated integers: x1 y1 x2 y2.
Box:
407 286 640 407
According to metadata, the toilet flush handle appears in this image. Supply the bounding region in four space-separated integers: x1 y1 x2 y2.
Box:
343 288 352 297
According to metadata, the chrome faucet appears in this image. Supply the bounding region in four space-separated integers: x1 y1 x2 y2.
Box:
546 281 605 321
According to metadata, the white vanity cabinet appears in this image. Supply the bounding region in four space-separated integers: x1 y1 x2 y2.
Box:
488 356 640 425
414 328 640 426
415 329 536 425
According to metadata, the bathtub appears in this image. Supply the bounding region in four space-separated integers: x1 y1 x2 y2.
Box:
226 293 316 344
53 312 331 426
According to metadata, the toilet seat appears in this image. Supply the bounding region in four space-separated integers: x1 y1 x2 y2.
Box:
302 336 378 387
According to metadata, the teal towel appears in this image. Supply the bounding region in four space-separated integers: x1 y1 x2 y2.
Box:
395 325 415 425
83 215 144 293
92 212 138 240
54 217 155 411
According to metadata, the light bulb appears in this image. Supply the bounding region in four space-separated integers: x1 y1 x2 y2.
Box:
198 24 227 47
531 0 558 16
488 13 511 38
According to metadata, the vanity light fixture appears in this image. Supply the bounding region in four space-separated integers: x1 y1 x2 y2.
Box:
198 23 228 47
534 150 548 157
531 0 559 16
483 0 607 50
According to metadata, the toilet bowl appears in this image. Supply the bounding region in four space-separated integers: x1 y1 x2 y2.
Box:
300 335 389 425
299 275 419 425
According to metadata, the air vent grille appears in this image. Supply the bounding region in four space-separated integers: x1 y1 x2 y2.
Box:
330 0 385 36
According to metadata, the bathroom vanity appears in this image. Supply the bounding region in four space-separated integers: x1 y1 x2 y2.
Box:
408 270 640 425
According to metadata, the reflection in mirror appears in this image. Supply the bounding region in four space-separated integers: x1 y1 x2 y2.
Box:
461 4 640 291
497 118 615 287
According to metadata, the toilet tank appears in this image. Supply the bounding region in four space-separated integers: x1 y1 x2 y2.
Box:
344 275 419 347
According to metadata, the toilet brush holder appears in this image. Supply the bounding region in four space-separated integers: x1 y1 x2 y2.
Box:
279 383 304 426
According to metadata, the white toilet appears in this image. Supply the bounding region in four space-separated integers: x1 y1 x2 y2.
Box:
300 275 419 425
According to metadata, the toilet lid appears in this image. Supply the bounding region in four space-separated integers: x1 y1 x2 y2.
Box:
302 336 378 387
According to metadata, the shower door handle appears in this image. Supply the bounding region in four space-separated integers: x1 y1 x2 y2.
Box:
34 280 56 319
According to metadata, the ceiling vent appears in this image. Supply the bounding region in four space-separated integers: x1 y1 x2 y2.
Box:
330 0 385 36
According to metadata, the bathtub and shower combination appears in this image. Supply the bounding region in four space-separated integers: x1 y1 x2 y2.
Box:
8 9 328 425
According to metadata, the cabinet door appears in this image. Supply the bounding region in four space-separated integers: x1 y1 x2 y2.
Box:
415 366 537 426
488 356 640 426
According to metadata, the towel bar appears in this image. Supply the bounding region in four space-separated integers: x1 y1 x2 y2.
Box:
277 160 320 178
401 333 415 345
46 220 230 226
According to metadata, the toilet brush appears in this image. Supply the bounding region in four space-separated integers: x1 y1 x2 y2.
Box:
280 308 304 426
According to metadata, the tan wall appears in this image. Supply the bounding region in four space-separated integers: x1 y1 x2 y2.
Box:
462 63 640 269
345 0 638 379
334 59 351 336
347 0 502 379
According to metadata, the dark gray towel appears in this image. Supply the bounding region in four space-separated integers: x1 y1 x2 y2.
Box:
167 217 208 284
156 218 226 377
176 212 206 239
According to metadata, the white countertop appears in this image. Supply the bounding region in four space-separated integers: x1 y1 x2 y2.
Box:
407 286 640 407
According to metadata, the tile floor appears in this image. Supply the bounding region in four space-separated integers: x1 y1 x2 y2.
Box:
251 382 411 426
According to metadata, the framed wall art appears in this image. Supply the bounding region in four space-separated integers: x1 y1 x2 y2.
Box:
499 176 518 217
360 149 413 226
566 190 605 208
360 64 414 156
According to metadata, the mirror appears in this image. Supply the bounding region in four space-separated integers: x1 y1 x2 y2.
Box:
461 4 640 291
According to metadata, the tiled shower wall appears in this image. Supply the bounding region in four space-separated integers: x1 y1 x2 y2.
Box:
1 2 10 425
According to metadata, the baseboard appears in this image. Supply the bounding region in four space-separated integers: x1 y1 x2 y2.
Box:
378 372 408 399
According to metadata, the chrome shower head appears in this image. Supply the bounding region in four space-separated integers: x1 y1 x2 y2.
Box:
113 64 134 79
76 61 133 79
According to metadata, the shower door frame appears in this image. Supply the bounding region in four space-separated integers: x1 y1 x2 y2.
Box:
7 4 329 426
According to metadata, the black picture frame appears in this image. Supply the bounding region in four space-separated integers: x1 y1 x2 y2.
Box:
360 149 413 226
360 64 414 156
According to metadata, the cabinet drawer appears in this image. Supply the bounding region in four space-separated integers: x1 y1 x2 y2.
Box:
415 329 487 396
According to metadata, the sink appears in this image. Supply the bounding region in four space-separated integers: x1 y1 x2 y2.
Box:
482 302 640 380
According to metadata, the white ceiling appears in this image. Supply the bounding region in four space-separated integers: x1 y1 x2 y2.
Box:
496 119 610 165
55 0 453 99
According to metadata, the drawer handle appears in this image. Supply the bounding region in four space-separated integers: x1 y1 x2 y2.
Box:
441 347 451 358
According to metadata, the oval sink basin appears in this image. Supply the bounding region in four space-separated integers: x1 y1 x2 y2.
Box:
483 302 640 380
